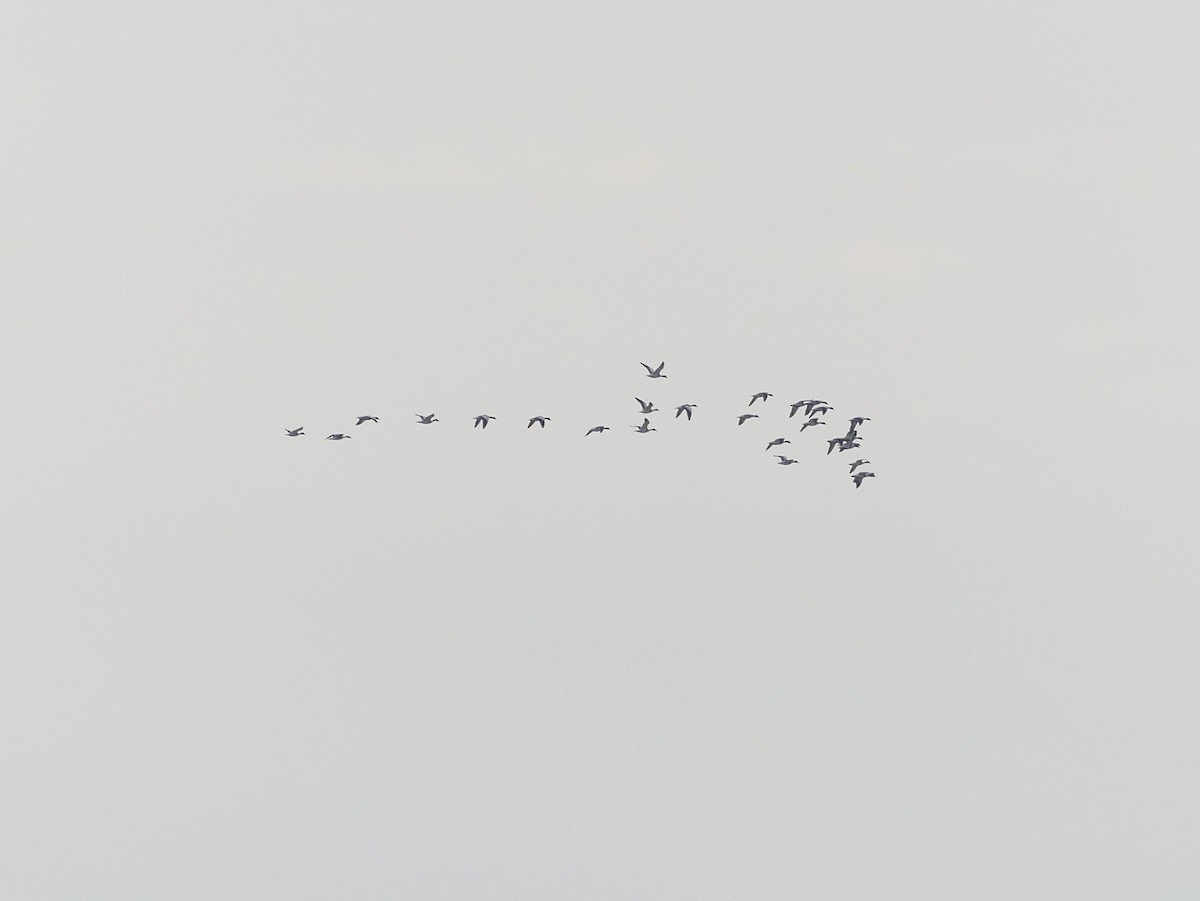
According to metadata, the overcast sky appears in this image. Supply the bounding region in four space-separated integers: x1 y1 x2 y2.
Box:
3 2 1198 898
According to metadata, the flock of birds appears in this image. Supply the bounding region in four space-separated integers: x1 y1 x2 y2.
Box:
286 361 879 488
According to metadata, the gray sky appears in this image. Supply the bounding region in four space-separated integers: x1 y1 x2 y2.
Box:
3 2 1198 898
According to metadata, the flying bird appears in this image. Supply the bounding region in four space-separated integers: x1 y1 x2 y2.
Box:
635 397 659 414
326 433 352 440
848 459 871 473
415 414 438 424
837 439 863 453
749 392 773 405
675 404 697 420
527 416 551 428
641 361 668 378
285 427 304 436
632 418 656 433
809 405 833 417
473 415 497 429
736 413 759 425
776 455 798 465
799 418 824 432
356 415 379 425
765 437 791 451
849 417 871 428
796 399 829 417
788 401 807 419
586 425 611 435
852 471 876 488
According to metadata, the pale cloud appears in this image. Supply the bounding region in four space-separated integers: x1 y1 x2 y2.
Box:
239 144 710 193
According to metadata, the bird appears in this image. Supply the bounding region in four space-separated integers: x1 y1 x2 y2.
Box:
641 361 668 378
852 471 876 488
632 418 656 433
736 413 759 425
473 415 496 428
837 439 862 453
788 401 807 419
635 397 659 414
776 455 798 465
527 416 551 428
586 425 611 435
809 405 833 416
765 437 790 451
749 392 773 405
326 433 352 440
675 404 697 420
797 399 829 417
356 415 379 425
826 437 848 455
799 418 824 432
285 427 304 436
848 459 871 473
849 417 871 428
415 414 438 424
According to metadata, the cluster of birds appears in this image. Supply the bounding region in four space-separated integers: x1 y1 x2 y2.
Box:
286 361 879 488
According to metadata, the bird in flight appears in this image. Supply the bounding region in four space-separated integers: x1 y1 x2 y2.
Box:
737 413 759 425
749 392 773 405
473 415 497 429
285 427 305 436
356 415 379 425
586 425 611 435
641 361 668 378
848 459 871 473
326 433 352 440
795 399 829 418
635 397 659 414
788 401 807 419
632 418 656 433
852 471 876 488
848 417 871 428
415 414 438 424
776 455 798 465
765 437 791 451
809 405 833 417
798 418 824 432
675 404 697 420
527 416 551 428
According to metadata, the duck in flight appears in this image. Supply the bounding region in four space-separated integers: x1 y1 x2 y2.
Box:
749 392 773 405
641 361 668 378
415 414 438 424
473 415 497 429
285 427 305 436
635 397 659 415
356 415 379 425
326 433 352 440
765 437 791 451
848 459 871 473
852 471 876 488
632 418 656 433
675 404 697 420
737 413 759 425
586 425 611 435
527 416 550 428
